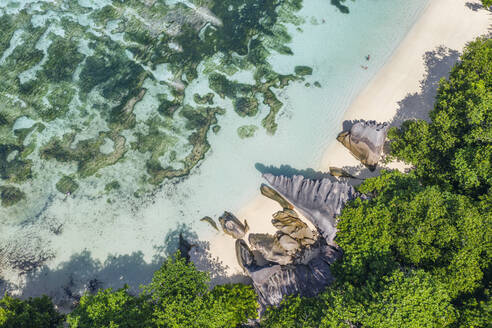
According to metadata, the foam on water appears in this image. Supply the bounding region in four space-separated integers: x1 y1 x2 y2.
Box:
0 0 429 296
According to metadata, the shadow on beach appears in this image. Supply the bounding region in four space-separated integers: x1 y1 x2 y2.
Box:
389 46 460 126
255 163 334 180
0 223 247 310
465 2 488 12
315 46 462 181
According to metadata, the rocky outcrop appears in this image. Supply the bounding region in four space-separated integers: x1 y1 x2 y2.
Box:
337 120 389 170
218 211 249 239
262 174 359 243
236 236 339 309
271 209 315 245
248 233 292 265
225 173 362 310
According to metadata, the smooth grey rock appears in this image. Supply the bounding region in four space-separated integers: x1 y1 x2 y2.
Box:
200 216 219 231
235 239 334 309
263 174 359 243
271 210 315 242
248 233 291 265
235 239 255 271
337 120 389 170
278 234 299 252
260 184 294 209
218 211 249 239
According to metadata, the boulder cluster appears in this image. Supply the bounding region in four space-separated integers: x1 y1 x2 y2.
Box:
212 174 362 310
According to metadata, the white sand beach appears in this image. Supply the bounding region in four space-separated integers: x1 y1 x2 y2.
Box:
207 0 491 275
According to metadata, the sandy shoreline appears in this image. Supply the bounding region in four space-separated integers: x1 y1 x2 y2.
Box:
206 0 491 276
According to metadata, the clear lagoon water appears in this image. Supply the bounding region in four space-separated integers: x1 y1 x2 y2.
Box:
0 0 428 297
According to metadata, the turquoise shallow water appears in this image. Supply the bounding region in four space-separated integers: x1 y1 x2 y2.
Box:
0 0 428 294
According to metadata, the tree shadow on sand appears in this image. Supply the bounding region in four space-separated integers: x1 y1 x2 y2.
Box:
465 2 487 11
255 163 334 181
154 223 249 287
389 46 460 127
0 224 248 310
327 46 462 180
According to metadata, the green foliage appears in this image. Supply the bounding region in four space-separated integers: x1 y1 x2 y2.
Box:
263 270 456 328
66 286 152 328
389 37 491 198
481 0 492 7
142 253 258 327
262 295 324 328
319 270 456 328
208 283 259 326
0 295 64 328
336 170 488 297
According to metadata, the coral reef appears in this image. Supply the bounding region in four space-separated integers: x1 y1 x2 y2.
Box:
237 125 258 139
0 0 311 208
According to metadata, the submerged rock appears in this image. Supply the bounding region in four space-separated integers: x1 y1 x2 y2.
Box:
263 174 359 243
218 211 249 239
337 120 389 170
200 216 219 231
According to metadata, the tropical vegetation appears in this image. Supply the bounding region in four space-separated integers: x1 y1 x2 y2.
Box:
0 29 489 328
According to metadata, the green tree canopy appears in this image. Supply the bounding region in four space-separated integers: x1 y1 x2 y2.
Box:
143 253 258 328
335 170 489 297
388 37 491 198
0 295 64 328
262 37 491 327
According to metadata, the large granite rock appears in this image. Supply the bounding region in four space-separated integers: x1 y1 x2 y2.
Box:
260 184 293 210
248 233 292 265
225 173 363 311
218 211 249 239
271 210 315 245
263 174 359 243
336 120 389 170
236 237 337 309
